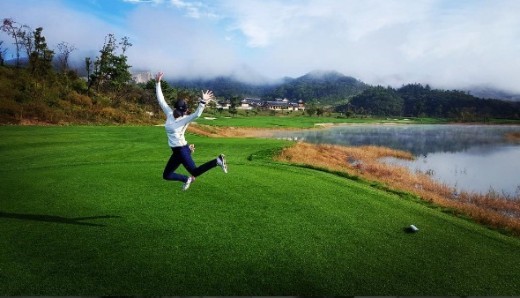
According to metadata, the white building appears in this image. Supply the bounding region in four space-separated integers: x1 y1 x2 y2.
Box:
131 71 152 84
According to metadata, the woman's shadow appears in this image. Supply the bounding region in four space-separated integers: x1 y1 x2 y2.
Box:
0 211 120 227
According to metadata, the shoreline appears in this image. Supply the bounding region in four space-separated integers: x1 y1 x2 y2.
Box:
190 122 520 236
277 142 520 236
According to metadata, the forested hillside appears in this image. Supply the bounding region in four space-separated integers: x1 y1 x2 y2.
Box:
0 18 214 125
336 84 520 120
172 70 368 105
267 70 368 104
173 72 520 121
171 76 273 100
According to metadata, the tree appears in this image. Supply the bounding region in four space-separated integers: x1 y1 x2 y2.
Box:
350 86 404 116
85 57 93 92
91 33 117 89
28 27 54 77
0 40 7 65
229 95 240 117
207 100 217 114
56 41 76 72
20 26 34 61
305 101 317 116
119 36 132 54
1 18 26 67
89 34 132 92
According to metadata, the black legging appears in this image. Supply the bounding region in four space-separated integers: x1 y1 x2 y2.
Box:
163 145 218 183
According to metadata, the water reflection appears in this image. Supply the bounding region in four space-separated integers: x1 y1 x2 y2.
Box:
274 124 519 155
273 124 520 197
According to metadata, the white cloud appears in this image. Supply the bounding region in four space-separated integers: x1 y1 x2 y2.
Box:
1 0 126 64
124 5 241 80
168 0 219 19
215 0 520 92
2 0 520 92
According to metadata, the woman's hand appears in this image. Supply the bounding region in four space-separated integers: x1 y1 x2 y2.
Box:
155 72 164 82
202 90 215 103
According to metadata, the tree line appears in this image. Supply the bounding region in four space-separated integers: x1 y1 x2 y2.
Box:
1 17 229 125
336 84 520 121
1 18 133 93
0 17 163 124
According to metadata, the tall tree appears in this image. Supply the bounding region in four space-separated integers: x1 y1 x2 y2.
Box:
56 41 76 72
0 40 7 65
119 36 132 54
29 27 54 76
1 18 26 67
229 95 240 116
20 25 34 61
90 34 132 91
85 57 93 91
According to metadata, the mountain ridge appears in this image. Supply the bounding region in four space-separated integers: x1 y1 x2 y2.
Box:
170 70 369 105
169 70 520 104
5 57 520 102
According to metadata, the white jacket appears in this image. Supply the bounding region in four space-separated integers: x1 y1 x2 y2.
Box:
156 82 206 147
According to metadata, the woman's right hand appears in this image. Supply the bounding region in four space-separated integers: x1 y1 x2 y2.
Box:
155 72 164 82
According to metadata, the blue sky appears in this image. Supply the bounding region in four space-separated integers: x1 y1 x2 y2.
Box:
1 0 520 92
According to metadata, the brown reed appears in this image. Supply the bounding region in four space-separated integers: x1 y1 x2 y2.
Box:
505 132 520 142
276 142 520 236
188 123 282 138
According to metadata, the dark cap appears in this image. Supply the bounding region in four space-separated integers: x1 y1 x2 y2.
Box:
174 99 188 113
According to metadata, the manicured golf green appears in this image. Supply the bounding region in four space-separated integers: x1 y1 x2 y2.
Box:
195 114 447 128
1 126 519 295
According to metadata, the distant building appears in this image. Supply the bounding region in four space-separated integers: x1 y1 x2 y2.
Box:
131 71 152 84
216 97 305 111
239 98 264 110
264 98 305 111
216 99 231 110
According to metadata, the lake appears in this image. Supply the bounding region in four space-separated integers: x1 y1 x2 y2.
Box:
272 124 520 197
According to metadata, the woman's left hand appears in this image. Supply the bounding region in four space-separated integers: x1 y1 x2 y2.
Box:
202 90 215 103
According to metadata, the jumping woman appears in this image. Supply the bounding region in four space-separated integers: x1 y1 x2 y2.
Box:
155 71 227 191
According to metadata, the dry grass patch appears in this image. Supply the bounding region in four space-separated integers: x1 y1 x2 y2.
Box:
506 132 520 142
277 142 520 236
189 123 292 138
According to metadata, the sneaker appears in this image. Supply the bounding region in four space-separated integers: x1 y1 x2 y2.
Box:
182 176 195 191
217 154 228 173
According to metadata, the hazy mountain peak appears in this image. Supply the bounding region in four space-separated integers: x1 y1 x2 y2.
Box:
303 70 344 79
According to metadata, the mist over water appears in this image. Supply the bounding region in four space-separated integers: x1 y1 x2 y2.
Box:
273 124 520 197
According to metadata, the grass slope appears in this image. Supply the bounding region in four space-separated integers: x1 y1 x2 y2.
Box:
194 115 448 128
1 126 519 295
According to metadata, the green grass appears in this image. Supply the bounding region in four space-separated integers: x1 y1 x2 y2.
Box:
195 114 449 128
1 125 520 295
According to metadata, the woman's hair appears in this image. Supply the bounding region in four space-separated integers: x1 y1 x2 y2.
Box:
173 109 183 118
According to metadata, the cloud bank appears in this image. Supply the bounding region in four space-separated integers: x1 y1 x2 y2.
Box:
2 0 520 92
